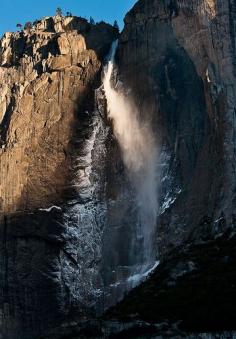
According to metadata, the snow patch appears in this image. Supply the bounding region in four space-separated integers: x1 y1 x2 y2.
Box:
39 205 62 212
159 189 182 215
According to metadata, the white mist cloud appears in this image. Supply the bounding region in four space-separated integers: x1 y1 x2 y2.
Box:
103 40 158 264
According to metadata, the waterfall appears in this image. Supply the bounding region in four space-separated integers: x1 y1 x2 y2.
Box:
103 40 158 275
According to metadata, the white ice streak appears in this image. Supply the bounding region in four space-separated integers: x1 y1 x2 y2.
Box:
159 189 182 215
39 205 62 212
110 261 160 288
127 260 160 286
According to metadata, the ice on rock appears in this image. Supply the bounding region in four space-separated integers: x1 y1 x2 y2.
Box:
39 205 62 212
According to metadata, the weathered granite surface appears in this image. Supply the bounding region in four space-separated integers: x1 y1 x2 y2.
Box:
0 15 116 215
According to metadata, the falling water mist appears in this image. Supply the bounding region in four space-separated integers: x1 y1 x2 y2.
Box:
103 40 158 277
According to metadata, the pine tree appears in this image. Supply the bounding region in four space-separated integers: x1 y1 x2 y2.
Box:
113 20 119 31
16 23 22 30
33 20 40 27
56 7 62 16
24 22 32 31
89 16 95 25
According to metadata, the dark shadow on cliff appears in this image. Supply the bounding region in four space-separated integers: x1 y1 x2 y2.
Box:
117 0 225 255
104 229 236 334
82 22 119 61
40 228 236 338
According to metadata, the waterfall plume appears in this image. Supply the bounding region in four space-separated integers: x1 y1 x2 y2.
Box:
103 40 158 267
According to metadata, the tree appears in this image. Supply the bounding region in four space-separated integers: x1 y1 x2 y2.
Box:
66 11 72 17
113 20 119 31
89 16 95 25
33 20 40 27
24 22 32 31
56 7 62 16
16 23 22 30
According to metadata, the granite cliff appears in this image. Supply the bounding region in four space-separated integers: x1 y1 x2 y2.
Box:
0 0 236 338
0 15 118 339
118 0 236 255
0 15 116 214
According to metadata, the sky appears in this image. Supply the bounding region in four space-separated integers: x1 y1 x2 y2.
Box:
0 0 137 37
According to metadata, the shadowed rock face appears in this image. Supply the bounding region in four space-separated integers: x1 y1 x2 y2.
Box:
118 0 236 255
103 231 236 336
42 231 236 338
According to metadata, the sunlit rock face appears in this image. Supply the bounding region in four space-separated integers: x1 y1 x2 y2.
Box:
0 16 118 339
0 16 116 215
118 0 236 255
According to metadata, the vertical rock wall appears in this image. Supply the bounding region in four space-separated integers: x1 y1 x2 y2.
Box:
0 16 117 339
118 0 236 254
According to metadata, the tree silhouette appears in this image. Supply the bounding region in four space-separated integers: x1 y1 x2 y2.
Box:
56 7 62 16
16 23 22 30
24 22 32 31
33 20 40 27
89 17 95 25
113 20 119 31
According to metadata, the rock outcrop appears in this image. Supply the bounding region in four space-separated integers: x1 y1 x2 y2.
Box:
0 15 116 216
118 0 236 255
